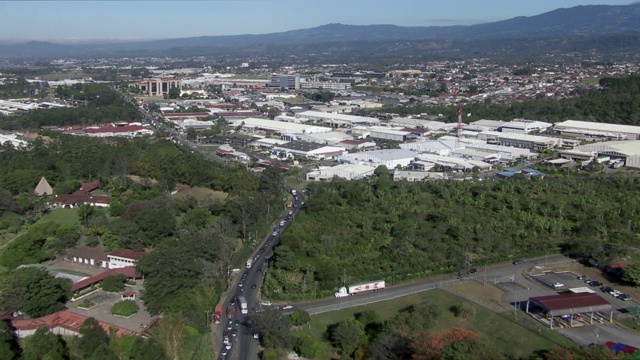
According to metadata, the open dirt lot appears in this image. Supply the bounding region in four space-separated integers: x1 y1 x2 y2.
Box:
172 185 228 203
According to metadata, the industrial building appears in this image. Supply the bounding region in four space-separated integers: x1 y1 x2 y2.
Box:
414 154 492 172
468 119 507 131
295 131 354 146
476 131 562 151
367 126 413 142
553 120 640 140
296 111 379 127
271 142 345 160
306 164 375 181
500 119 553 134
388 118 455 132
338 149 418 169
400 139 457 156
229 117 331 135
575 140 640 168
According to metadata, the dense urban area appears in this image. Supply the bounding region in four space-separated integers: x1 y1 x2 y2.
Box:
3 6 640 360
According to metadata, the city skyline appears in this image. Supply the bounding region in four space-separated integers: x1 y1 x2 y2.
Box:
0 0 634 43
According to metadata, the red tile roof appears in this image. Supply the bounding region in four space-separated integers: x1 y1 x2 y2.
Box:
79 181 100 193
71 266 140 292
340 139 366 145
12 310 136 337
122 291 136 297
67 246 108 262
530 293 610 311
50 194 111 206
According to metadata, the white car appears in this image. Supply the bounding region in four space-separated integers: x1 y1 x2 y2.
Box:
253 332 260 339
282 305 293 310
260 301 272 306
552 283 564 289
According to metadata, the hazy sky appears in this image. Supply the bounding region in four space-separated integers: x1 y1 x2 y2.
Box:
0 0 633 42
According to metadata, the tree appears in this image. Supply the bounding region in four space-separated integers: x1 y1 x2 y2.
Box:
0 267 70 318
182 208 212 229
295 334 322 359
168 87 180 99
267 107 282 119
368 333 412 360
290 310 311 326
186 128 197 141
101 274 127 292
252 308 292 349
76 202 95 228
622 262 640 286
0 188 21 217
21 327 68 360
329 318 366 359
127 336 169 360
75 318 109 359
0 320 21 360
410 328 480 360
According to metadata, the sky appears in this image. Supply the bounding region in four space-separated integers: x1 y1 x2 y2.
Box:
0 0 634 43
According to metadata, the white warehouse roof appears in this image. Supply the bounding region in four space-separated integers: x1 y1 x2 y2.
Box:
297 110 378 125
233 117 332 134
306 164 375 181
555 120 640 136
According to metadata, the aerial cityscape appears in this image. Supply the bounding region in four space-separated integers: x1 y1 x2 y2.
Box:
2 2 640 360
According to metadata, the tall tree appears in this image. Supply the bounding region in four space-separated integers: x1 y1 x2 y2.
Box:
0 320 21 360
21 327 68 360
74 318 109 359
329 318 366 359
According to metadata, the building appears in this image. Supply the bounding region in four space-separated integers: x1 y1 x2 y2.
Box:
296 111 379 128
339 139 377 150
525 293 613 329
414 153 492 172
575 140 640 168
553 120 640 140
108 250 145 269
400 139 457 156
368 126 413 142
70 266 140 293
12 310 137 338
306 164 375 181
300 80 351 90
67 246 109 268
271 141 345 160
468 119 507 131
267 74 300 90
49 181 111 209
34 177 53 196
230 117 331 135
339 149 418 169
134 78 182 96
476 131 562 151
393 170 442 182
500 119 553 134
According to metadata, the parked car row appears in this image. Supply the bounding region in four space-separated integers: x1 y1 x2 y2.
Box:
600 286 632 301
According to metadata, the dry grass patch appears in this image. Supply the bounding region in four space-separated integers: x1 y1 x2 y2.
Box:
172 185 228 203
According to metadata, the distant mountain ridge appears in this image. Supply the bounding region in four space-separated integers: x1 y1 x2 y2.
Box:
2 3 640 58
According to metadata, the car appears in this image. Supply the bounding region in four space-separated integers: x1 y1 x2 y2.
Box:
513 259 524 265
282 305 293 310
610 290 622 297
617 293 632 301
577 275 588 281
223 336 230 345
601 286 613 293
225 343 231 350
552 283 565 289
235 319 240 326
288 211 293 216
229 299 236 306
231 329 238 337
272 231 278 236
586 280 602 287
226 323 232 330
467 268 477 274
251 284 257 289
273 306 280 310
260 301 272 306
253 332 260 339
221 349 228 356
238 282 243 287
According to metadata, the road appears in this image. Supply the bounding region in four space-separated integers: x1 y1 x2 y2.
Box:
216 190 304 360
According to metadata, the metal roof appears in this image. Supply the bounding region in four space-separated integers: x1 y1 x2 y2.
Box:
529 293 611 316
555 120 640 135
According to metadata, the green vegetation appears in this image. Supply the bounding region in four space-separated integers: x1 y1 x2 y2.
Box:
111 300 139 317
0 267 70 318
290 290 575 360
38 208 80 226
267 172 640 298
0 222 79 268
101 274 127 293
374 74 640 125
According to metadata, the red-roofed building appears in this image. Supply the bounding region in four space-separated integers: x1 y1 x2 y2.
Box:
213 111 263 119
526 293 613 329
50 194 111 208
79 181 100 194
12 310 136 338
68 246 109 268
71 266 140 293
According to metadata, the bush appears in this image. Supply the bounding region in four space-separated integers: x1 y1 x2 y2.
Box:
111 300 139 317
78 300 95 309
450 302 475 320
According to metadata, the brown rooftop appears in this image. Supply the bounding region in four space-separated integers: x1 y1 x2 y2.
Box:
530 293 610 311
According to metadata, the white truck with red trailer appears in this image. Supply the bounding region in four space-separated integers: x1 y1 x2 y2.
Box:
335 280 385 298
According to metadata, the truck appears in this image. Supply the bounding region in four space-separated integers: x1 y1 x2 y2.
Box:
335 280 385 298
291 189 297 196
238 296 248 314
214 303 223 324
246 259 252 269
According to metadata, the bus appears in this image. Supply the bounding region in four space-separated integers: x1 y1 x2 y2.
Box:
238 296 248 314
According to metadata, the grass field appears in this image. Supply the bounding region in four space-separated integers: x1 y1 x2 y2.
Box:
39 208 80 226
294 289 575 359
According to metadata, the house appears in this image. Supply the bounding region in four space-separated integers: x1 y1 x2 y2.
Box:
70 266 140 293
48 180 112 208
108 250 145 269
67 246 109 268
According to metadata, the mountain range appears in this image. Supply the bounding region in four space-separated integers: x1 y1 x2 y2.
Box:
2 3 640 59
